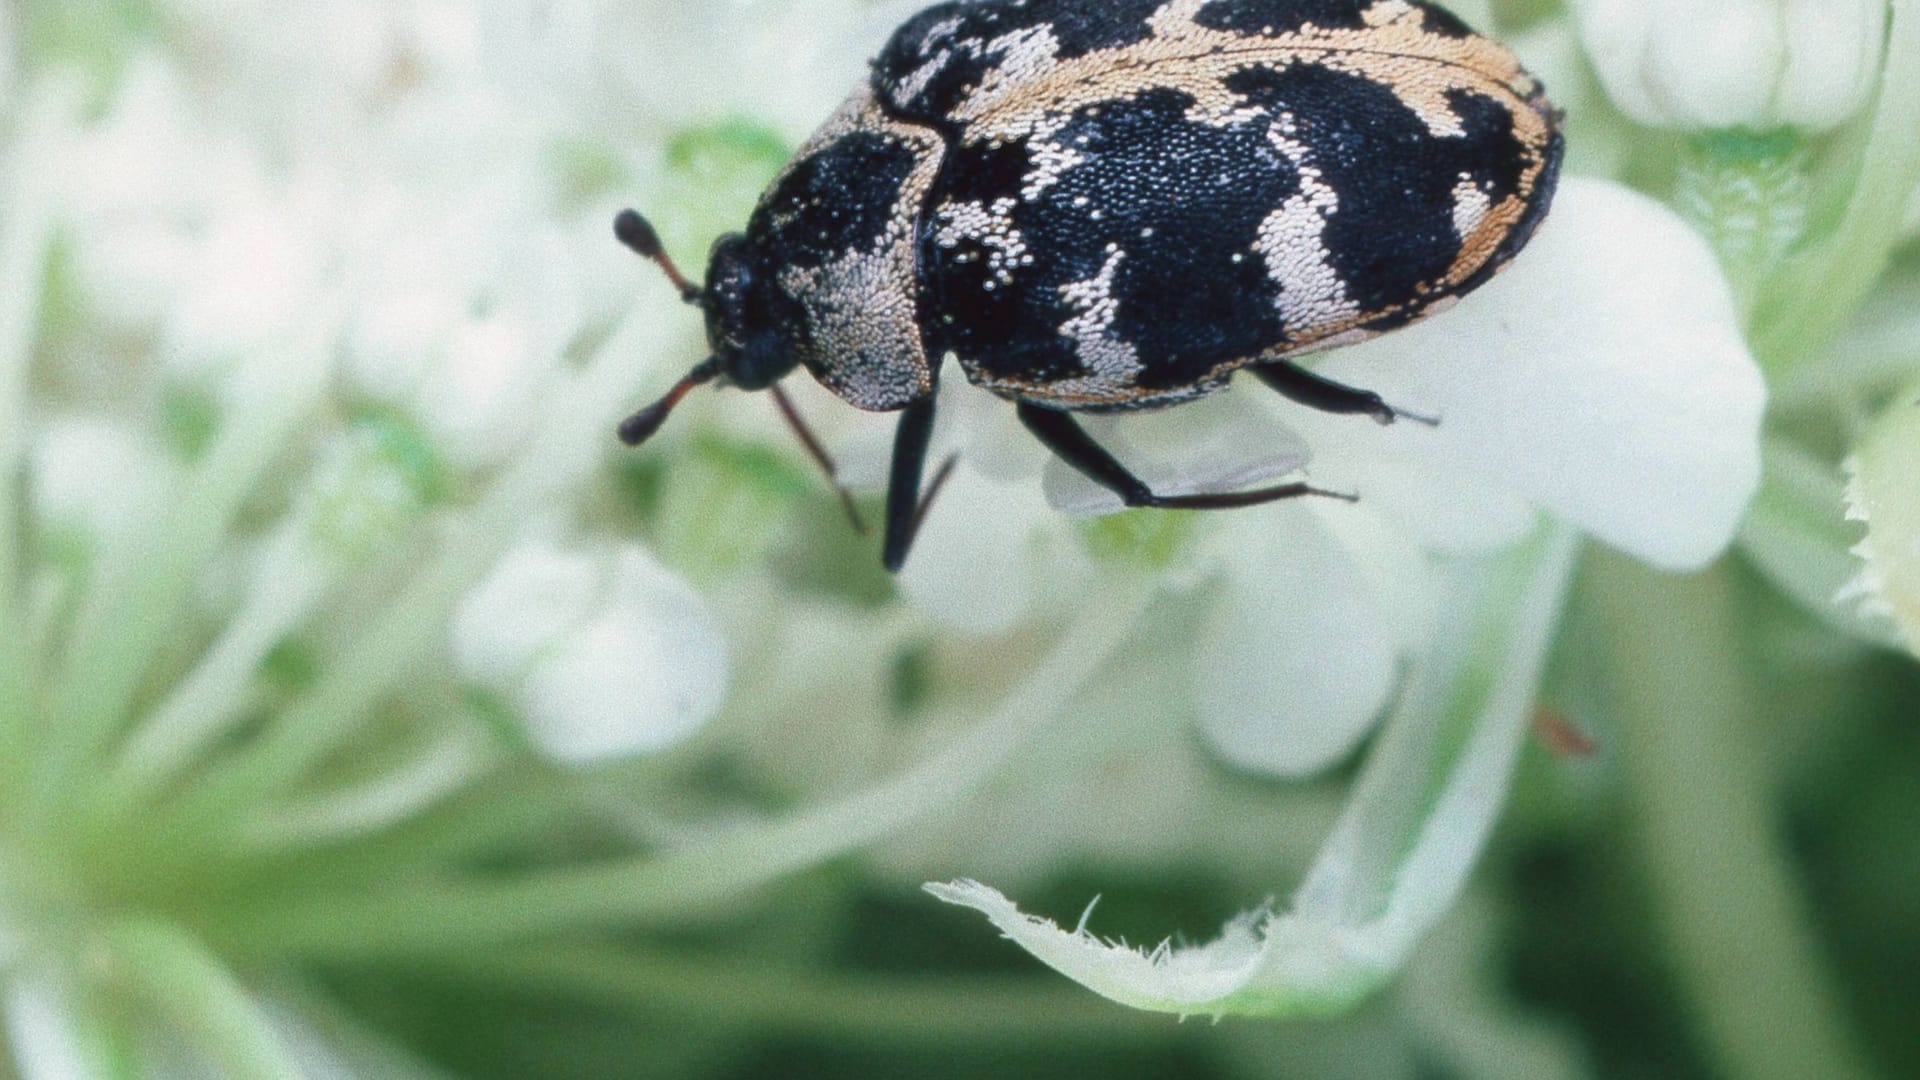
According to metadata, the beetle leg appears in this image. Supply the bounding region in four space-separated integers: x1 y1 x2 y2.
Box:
1016 402 1353 511
1250 362 1438 426
882 396 939 572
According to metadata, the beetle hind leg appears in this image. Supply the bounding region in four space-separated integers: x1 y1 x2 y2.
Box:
1251 362 1438 427
1015 403 1353 512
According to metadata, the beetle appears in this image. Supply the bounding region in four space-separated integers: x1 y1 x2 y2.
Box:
616 0 1562 571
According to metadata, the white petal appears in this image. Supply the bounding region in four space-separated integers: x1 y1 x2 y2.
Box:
1775 0 1888 130
1042 391 1311 516
518 547 729 763
1301 177 1763 571
162 179 340 377
1194 504 1406 777
898 462 1083 635
31 414 176 549
1644 2 1782 130
1277 406 1539 556
4 977 99 1080
930 528 1580 1017
452 537 599 683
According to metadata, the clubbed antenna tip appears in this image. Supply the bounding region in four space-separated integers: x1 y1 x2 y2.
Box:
615 209 702 304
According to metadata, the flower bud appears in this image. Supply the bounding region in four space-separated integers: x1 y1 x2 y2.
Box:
1574 0 1887 132
31 414 175 558
453 538 729 765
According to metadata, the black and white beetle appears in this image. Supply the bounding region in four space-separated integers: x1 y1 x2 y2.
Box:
617 0 1562 571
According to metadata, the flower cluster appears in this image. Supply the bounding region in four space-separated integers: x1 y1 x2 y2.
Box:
0 0 1915 1076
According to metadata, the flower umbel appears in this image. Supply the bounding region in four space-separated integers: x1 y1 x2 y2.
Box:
0 0 1913 1076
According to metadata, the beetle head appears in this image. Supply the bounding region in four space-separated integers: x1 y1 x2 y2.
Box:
700 232 800 393
610 209 864 531
610 211 795 446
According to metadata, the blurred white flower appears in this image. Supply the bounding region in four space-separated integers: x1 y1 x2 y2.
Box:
455 537 730 764
343 220 587 470
1573 0 1888 132
55 55 268 330
161 174 346 391
30 413 176 553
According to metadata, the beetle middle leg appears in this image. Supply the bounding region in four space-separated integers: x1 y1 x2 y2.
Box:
1250 362 1438 426
1016 402 1353 512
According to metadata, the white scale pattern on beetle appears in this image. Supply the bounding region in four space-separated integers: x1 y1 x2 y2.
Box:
773 96 944 411
1051 245 1146 394
1450 173 1492 242
934 197 1033 289
1257 118 1361 334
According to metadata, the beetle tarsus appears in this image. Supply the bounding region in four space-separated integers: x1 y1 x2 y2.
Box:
1251 361 1438 427
1016 401 1352 513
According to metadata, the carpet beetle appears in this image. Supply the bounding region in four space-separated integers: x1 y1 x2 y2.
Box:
617 0 1563 571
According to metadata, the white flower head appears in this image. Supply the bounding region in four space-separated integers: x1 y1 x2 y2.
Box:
454 536 729 764
900 177 1763 776
916 174 1764 1014
1574 0 1888 132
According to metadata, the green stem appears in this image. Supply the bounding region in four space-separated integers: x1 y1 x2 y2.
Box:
216 582 1152 958
106 512 336 799
0 79 73 748
1752 0 1920 373
104 921 303 1080
1590 551 1879 1080
440 947 1178 1047
28 328 331 828
160 310 681 831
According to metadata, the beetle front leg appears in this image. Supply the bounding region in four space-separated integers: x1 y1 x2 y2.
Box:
1250 361 1438 426
1016 402 1352 511
882 397 938 572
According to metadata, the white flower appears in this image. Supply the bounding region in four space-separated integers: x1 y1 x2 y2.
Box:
930 525 1584 1017
918 176 1765 1015
1574 0 1888 132
901 177 1764 776
454 537 730 764
55 56 268 331
30 414 176 554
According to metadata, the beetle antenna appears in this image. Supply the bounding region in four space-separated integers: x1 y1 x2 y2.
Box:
615 209 703 304
618 357 722 446
769 383 867 534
